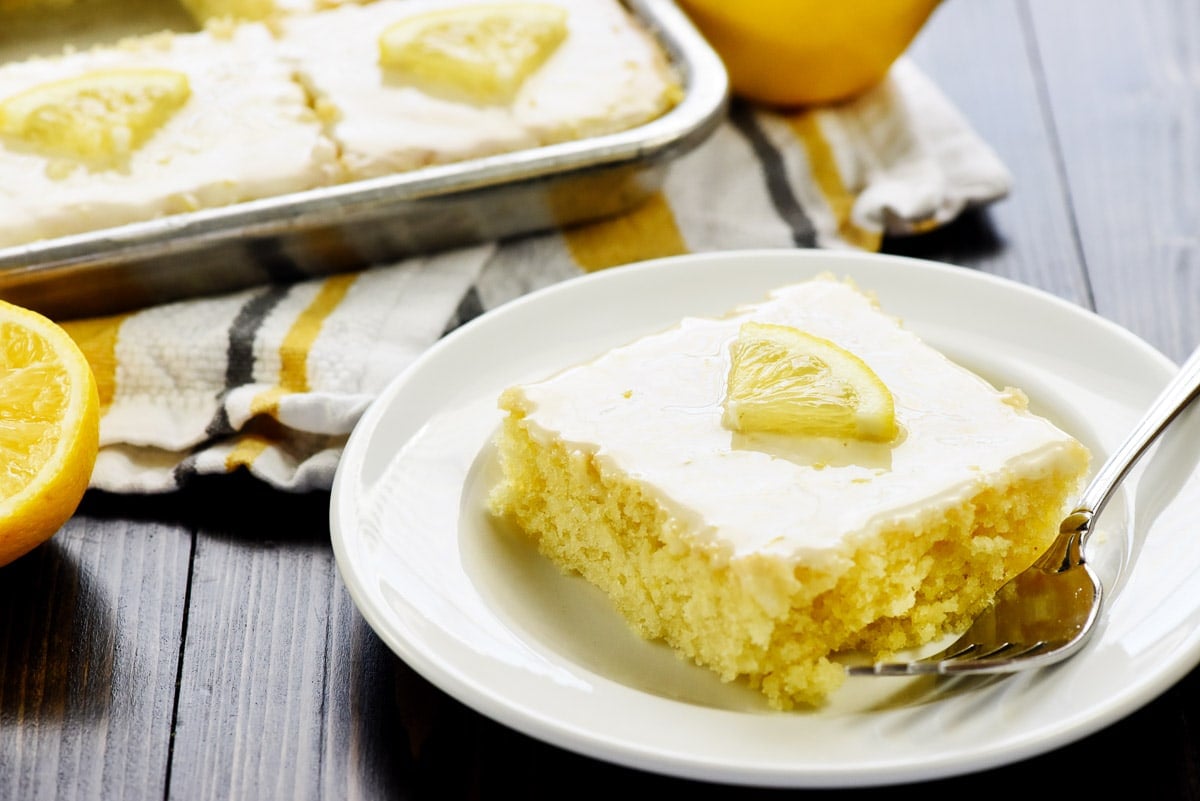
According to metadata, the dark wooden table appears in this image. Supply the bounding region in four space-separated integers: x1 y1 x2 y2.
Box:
5 1 1200 798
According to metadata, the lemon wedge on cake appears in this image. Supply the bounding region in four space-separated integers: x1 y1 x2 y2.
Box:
723 321 897 441
378 2 568 104
0 67 191 167
0 300 100 567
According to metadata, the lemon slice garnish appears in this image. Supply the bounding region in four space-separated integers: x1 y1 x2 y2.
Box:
723 322 897 441
378 2 568 104
0 300 100 567
0 67 191 167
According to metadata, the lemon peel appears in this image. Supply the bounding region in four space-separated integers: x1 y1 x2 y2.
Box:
0 300 99 567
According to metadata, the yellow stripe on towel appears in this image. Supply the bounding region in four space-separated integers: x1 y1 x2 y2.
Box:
224 417 287 472
250 273 357 416
562 191 689 272
230 273 357 473
61 313 131 413
786 112 882 252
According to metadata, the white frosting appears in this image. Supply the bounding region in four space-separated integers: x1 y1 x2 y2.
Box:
277 0 679 179
509 279 1088 566
0 0 678 246
0 24 339 248
510 0 681 144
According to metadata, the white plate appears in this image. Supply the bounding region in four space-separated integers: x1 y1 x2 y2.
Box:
330 249 1200 788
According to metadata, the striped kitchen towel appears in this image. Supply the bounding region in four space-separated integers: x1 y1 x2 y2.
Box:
67 58 1011 493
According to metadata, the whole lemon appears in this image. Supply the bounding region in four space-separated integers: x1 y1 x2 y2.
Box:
678 0 942 107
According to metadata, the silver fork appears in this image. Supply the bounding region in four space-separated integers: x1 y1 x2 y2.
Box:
848 342 1200 677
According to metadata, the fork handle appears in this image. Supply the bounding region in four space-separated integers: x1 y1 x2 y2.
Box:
1074 342 1200 532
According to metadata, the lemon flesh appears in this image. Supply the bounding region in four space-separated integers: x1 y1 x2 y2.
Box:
723 322 897 441
0 300 99 567
0 67 191 166
378 3 568 105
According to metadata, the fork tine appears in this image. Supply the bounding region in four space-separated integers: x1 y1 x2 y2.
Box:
846 640 1061 676
959 643 1026 660
853 662 924 676
938 642 980 660
936 642 1052 672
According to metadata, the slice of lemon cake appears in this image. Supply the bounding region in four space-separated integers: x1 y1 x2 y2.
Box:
488 275 1091 709
0 24 339 248
277 0 681 180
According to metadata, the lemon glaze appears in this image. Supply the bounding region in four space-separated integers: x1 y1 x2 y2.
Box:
505 277 1088 565
276 0 681 179
0 24 338 247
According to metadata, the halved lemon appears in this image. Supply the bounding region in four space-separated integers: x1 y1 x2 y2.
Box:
723 321 896 441
0 67 191 166
378 2 568 104
0 300 100 567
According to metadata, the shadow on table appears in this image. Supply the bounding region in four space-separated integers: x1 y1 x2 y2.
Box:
882 206 1005 265
0 540 113 724
78 470 333 548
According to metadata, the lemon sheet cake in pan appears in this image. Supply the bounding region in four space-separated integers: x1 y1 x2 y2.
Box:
0 23 339 249
488 275 1091 708
0 1 700 314
0 0 681 241
277 0 681 180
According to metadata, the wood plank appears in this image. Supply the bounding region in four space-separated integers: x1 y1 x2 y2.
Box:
0 501 190 801
166 479 335 800
884 0 1092 306
1027 0 1200 360
1020 3 1200 793
318 590 472 799
164 476 440 799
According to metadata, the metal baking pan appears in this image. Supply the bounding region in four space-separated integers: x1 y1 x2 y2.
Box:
0 0 728 320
